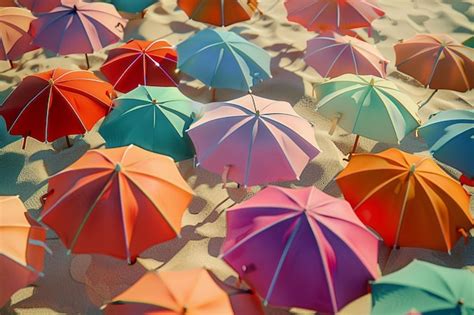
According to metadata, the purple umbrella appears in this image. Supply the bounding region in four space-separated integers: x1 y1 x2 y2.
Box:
220 185 380 313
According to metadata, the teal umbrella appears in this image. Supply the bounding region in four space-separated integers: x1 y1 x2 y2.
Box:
107 0 156 13
463 36 474 48
99 86 197 161
371 260 474 315
176 28 271 94
315 74 421 156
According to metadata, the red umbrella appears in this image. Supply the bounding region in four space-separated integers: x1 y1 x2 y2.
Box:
0 68 115 147
17 0 61 13
100 39 179 93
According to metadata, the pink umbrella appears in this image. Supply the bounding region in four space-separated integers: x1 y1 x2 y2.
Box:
17 0 61 13
187 95 320 187
29 0 127 68
305 31 388 78
220 185 380 313
284 0 385 33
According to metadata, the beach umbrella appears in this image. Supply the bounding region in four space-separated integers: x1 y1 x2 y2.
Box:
336 148 473 252
17 0 61 13
103 269 264 314
0 68 114 147
188 94 320 187
305 32 388 78
463 36 474 48
418 109 474 184
177 28 271 97
39 145 193 263
394 34 474 107
100 39 179 93
221 186 380 313
177 0 259 27
29 0 127 68
0 196 49 306
284 0 385 33
108 0 156 14
99 86 197 161
371 260 474 315
0 7 38 67
314 74 420 156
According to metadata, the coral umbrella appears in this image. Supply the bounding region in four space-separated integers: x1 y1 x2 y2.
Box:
284 0 385 33
371 260 474 314
177 28 271 98
314 74 420 156
188 94 320 187
0 7 38 68
29 0 127 68
17 0 61 13
108 0 156 14
418 109 474 185
39 145 193 263
0 68 115 147
336 148 473 252
305 32 388 78
99 86 197 161
100 39 179 93
221 186 380 313
0 196 50 307
178 0 259 27
103 269 264 314
394 34 474 107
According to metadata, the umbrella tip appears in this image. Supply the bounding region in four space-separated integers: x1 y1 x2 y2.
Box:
409 164 416 173
115 163 122 172
369 78 375 86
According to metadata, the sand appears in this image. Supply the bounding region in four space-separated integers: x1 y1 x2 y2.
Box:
0 0 473 314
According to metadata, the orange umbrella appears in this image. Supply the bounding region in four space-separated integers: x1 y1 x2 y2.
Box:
103 269 264 314
0 196 49 306
0 7 39 68
39 145 194 264
177 0 259 27
394 34 474 107
336 148 473 252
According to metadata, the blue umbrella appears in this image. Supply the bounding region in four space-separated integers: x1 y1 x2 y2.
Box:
108 0 156 13
176 28 271 93
418 109 473 179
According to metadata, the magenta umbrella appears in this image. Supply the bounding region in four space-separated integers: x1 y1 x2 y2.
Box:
29 0 127 68
17 0 61 13
220 186 380 313
305 31 388 78
187 95 320 187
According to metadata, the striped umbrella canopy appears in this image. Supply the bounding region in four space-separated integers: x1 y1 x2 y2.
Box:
305 31 388 78
177 28 271 93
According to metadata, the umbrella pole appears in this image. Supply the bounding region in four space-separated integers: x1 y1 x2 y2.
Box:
22 135 28 150
418 89 438 108
8 60 14 69
211 88 216 102
348 134 360 159
65 136 71 148
85 54 90 70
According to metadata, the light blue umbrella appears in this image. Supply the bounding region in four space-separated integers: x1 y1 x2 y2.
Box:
418 109 474 179
107 0 156 13
176 28 271 92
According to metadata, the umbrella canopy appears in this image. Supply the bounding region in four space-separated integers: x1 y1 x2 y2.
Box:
336 148 473 251
177 0 259 27
0 68 114 143
305 32 388 78
177 28 271 92
394 34 474 92
463 36 474 48
315 74 420 144
221 186 380 313
99 86 197 161
103 269 264 314
38 145 193 262
17 0 61 13
418 109 474 180
188 94 320 187
108 0 156 13
0 7 38 61
0 196 49 307
284 0 385 32
100 39 179 93
29 0 127 55
371 260 474 315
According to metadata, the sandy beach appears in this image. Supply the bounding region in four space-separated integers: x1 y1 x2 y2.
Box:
0 0 473 314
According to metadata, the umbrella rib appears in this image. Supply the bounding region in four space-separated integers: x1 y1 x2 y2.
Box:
53 86 88 132
120 145 134 164
43 85 53 142
178 43 223 68
243 118 259 186
443 49 470 90
393 172 413 248
325 45 349 77
264 217 303 304
307 2 331 27
76 13 96 53
221 44 253 90
123 170 192 195
209 48 226 87
111 53 143 88
349 45 359 75
305 42 347 58
116 174 132 262
426 46 444 87
144 54 178 86
395 46 438 67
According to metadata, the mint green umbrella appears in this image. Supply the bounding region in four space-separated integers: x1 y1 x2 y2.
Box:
463 36 474 48
105 0 156 13
315 74 421 156
99 86 197 161
371 260 474 315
